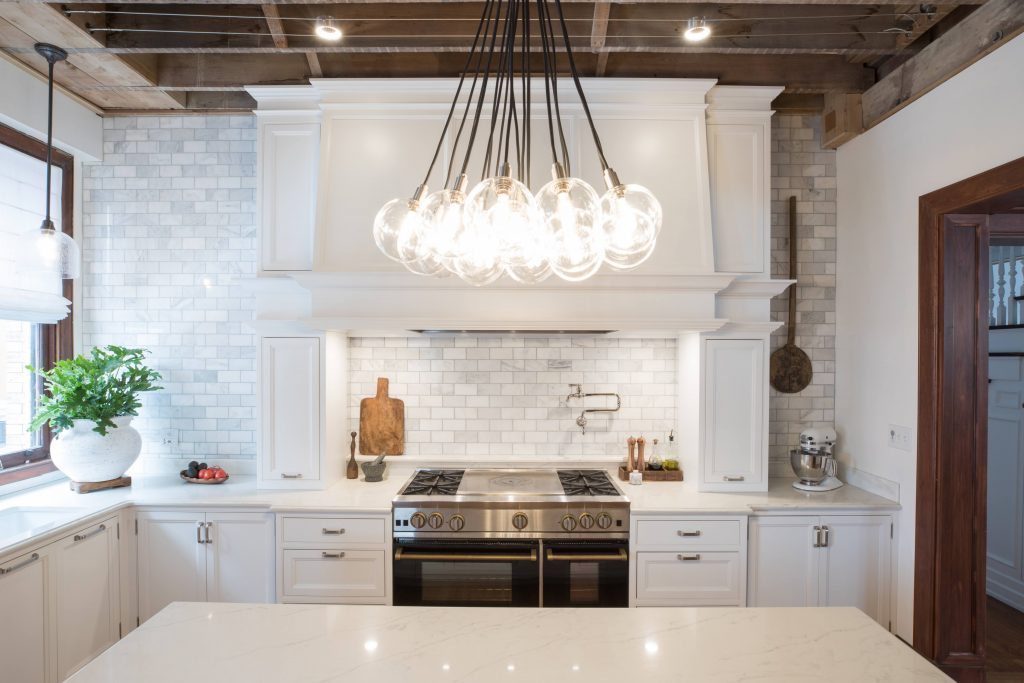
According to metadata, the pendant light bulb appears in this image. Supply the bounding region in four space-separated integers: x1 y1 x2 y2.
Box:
372 186 428 264
314 16 342 41
536 168 605 282
420 176 470 274
684 17 711 42
599 169 662 270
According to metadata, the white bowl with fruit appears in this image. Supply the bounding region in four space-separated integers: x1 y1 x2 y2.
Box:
180 461 229 484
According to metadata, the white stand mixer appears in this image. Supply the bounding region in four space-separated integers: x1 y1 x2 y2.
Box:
791 428 843 492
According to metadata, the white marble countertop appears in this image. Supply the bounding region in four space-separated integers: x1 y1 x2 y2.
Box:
67 602 948 683
0 465 897 558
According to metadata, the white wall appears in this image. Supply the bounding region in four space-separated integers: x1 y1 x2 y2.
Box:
836 34 1024 641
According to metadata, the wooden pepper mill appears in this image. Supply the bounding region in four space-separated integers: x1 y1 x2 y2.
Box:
636 436 646 473
627 436 637 471
347 432 359 480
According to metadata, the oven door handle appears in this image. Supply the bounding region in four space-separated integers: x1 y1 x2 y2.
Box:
544 549 629 562
394 548 538 562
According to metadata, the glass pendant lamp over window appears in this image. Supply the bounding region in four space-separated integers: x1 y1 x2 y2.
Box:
371 0 662 286
18 43 80 280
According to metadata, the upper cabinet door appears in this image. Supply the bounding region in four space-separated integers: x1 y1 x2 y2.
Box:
701 338 767 491
820 515 892 628
747 516 820 608
205 512 275 604
259 122 320 271
987 361 1024 583
0 548 49 683
260 337 321 484
136 511 207 623
708 123 768 274
53 519 120 681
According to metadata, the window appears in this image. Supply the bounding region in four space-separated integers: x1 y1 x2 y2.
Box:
0 123 73 486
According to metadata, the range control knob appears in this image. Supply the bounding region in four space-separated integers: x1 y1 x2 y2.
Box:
561 514 578 532
448 514 466 532
409 512 427 529
427 512 444 529
511 512 529 530
578 512 595 530
596 513 613 530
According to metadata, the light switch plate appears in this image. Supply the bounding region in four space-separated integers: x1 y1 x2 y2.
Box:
887 424 912 451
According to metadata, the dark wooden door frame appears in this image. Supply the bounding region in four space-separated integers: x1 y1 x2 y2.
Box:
916 155 1024 682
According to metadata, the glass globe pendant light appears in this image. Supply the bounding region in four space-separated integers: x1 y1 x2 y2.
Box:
372 184 429 264
537 163 604 281
599 168 662 270
18 43 80 280
420 174 470 274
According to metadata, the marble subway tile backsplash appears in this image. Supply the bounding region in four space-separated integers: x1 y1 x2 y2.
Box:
348 336 677 460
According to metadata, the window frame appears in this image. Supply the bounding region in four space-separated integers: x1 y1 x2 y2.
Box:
0 122 74 486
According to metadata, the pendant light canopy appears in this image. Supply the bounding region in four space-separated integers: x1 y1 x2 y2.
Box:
19 43 80 280
373 0 662 286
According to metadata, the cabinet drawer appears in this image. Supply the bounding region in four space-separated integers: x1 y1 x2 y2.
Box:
281 549 386 598
635 551 741 606
634 519 742 549
280 516 386 546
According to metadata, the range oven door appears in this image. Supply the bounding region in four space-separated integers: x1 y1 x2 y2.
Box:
541 540 629 608
393 539 540 607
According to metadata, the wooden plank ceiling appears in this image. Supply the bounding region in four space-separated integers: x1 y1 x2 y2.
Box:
0 0 1002 115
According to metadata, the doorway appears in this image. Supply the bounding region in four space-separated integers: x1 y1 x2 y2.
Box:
916 156 1024 683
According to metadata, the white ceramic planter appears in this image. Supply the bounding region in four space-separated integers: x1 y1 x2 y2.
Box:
50 416 143 483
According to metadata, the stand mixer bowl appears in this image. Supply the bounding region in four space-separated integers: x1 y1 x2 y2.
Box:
790 449 837 486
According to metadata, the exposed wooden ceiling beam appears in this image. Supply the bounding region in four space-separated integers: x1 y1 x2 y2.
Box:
861 0 1024 128
260 4 289 49
305 51 323 76
591 2 611 76
52 0 989 5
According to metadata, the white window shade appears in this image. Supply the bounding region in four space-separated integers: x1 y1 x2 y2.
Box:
0 142 70 323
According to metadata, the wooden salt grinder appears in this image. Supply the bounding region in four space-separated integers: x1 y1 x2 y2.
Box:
627 437 637 471
347 432 359 480
636 436 646 473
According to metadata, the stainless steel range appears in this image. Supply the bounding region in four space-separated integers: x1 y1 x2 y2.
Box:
392 468 629 608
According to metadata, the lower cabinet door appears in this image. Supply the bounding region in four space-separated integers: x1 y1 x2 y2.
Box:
821 515 892 627
53 519 120 681
0 548 49 683
282 549 386 600
747 516 819 607
137 510 207 622
206 512 275 604
635 551 741 606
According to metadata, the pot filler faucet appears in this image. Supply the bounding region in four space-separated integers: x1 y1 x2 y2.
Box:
565 384 622 435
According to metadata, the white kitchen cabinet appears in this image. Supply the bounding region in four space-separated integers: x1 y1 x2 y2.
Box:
748 515 893 628
137 510 274 622
0 547 50 683
260 336 321 486
631 515 747 607
258 119 320 272
277 513 390 604
987 356 1024 610
700 337 767 491
52 520 120 681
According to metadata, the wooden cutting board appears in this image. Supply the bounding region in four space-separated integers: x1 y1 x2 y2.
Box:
359 377 405 456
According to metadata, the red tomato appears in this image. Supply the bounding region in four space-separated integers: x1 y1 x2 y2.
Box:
198 469 212 479
213 469 227 479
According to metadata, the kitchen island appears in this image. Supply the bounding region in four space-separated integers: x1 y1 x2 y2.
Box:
68 602 947 682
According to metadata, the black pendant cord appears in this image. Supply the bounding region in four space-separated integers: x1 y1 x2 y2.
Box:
458 0 505 180
501 0 520 176
445 0 496 188
482 0 515 180
420 0 491 190
541 0 571 175
554 0 609 171
535 0 559 170
521 0 531 188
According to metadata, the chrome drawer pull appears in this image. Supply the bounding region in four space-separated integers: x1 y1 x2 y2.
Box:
197 521 205 544
677 554 701 561
281 473 303 479
0 552 40 575
204 522 213 545
322 528 346 535
74 523 107 542
722 475 745 482
813 525 822 548
394 548 538 562
545 549 628 562
677 530 702 537
321 552 346 559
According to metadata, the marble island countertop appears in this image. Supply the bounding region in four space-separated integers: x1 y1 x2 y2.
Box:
0 465 897 557
67 602 948 683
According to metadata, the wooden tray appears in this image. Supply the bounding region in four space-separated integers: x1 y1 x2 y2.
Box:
618 465 683 482
70 476 131 494
180 471 230 484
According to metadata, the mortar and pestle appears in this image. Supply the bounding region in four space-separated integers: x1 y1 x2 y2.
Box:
361 452 388 482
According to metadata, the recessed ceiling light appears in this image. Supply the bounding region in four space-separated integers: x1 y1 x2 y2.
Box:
684 17 711 42
315 16 342 41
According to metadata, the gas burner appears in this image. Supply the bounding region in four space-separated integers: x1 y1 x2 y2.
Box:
557 470 620 496
400 469 465 496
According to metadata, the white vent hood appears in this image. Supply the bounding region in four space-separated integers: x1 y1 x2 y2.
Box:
246 79 790 335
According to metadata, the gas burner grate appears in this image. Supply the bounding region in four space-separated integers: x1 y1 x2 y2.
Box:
401 469 465 496
557 470 620 496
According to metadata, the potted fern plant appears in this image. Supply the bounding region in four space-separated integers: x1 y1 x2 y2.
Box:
28 345 162 483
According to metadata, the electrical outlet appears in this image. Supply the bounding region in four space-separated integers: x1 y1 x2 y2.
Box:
159 429 179 446
887 424 912 452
